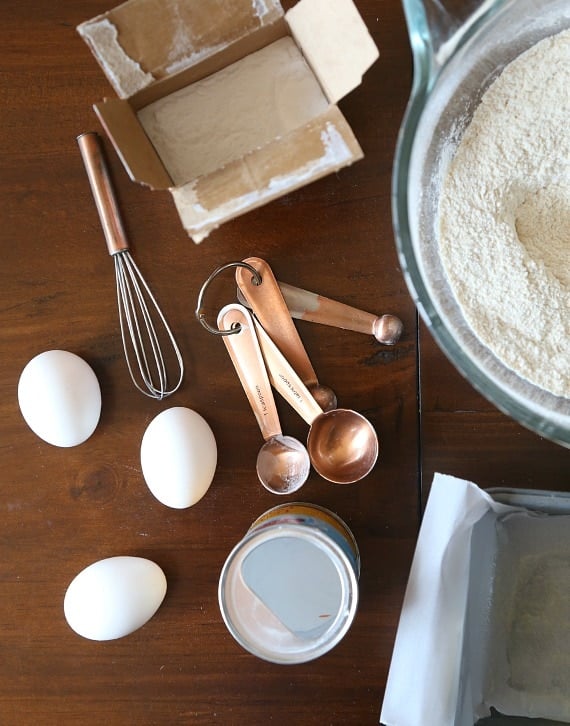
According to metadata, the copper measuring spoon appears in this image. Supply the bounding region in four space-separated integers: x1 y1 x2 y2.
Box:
238 280 403 345
218 304 310 495
236 257 338 412
253 318 379 485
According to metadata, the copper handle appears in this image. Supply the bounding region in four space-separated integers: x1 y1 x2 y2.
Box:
236 257 319 388
217 304 283 442
278 282 404 345
253 317 324 426
236 280 403 345
77 132 129 255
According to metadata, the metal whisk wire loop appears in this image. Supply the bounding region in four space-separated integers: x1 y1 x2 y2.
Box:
115 252 183 400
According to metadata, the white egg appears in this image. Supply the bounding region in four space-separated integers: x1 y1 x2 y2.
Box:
18 350 101 447
140 407 217 509
64 556 167 641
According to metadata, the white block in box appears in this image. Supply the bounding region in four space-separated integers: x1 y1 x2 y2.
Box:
77 0 379 242
136 38 329 185
171 107 359 242
286 0 379 103
380 474 570 726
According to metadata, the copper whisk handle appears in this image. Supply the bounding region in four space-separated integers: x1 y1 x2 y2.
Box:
77 132 129 256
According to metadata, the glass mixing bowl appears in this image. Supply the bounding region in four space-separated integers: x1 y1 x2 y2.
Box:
393 0 570 447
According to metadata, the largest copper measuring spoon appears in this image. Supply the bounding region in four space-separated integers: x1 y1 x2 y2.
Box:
218 304 310 495
236 257 337 412
253 318 379 484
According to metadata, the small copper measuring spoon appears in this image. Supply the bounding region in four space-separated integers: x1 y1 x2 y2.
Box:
218 304 310 495
237 281 403 345
236 257 338 413
253 318 379 485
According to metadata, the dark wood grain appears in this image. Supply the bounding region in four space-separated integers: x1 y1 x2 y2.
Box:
2 2 569 725
419 324 570 506
1 2 418 724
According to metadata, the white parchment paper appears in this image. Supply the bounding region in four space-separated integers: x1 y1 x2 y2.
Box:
381 472 570 726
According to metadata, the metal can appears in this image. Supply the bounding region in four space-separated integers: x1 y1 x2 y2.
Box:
218 503 360 664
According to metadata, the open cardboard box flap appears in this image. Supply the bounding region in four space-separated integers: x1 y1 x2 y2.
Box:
78 0 287 98
78 0 379 241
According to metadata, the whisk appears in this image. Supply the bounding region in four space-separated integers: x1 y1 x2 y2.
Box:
77 132 183 400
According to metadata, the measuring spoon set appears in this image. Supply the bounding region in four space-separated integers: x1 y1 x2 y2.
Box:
196 257 403 494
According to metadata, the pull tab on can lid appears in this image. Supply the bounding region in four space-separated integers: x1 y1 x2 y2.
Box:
218 503 359 664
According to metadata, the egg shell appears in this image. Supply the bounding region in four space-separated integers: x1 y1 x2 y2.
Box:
18 350 101 447
140 407 217 509
64 556 167 641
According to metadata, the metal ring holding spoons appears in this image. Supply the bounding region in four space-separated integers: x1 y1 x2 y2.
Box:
196 261 262 336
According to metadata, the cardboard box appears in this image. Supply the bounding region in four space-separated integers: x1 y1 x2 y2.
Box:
78 0 379 242
380 474 570 726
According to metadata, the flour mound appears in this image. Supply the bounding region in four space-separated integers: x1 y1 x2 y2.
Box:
439 30 570 398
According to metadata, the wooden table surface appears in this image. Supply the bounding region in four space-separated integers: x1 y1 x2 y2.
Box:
2 2 569 724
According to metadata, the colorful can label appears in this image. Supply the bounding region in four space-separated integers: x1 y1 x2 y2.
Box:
249 503 360 578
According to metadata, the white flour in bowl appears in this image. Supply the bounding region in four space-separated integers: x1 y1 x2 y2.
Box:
438 29 570 398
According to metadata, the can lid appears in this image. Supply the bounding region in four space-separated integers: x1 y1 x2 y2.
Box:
218 523 359 664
